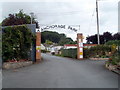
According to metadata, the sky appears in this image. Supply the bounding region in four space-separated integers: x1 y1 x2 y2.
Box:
0 0 119 42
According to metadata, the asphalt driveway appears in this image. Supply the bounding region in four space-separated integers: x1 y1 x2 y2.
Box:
2 53 118 88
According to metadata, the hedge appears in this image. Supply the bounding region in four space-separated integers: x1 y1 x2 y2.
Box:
61 45 113 59
83 45 112 58
2 25 35 62
105 40 120 46
61 48 77 59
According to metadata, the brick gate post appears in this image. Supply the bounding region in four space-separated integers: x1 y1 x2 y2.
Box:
77 33 83 60
36 30 41 63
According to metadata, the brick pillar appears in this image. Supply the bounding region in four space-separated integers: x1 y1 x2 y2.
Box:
36 31 41 63
77 33 83 60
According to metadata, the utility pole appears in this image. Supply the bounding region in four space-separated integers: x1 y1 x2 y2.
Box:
96 0 100 45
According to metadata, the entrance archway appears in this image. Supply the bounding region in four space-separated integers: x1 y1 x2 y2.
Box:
36 24 84 62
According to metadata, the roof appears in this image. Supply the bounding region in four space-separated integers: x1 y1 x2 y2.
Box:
64 44 77 47
84 44 97 46
64 44 97 47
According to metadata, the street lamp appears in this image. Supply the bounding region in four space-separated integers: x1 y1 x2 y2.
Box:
30 12 34 24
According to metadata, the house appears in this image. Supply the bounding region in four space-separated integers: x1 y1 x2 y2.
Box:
50 46 63 55
41 44 46 50
64 44 77 49
83 44 97 48
64 44 97 49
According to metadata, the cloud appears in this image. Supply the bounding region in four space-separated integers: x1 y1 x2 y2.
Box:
1 0 119 42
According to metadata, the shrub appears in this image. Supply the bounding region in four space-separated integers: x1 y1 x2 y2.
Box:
105 40 120 54
110 51 120 65
2 25 35 62
83 45 111 58
83 48 92 58
105 40 120 46
106 43 120 65
41 50 48 53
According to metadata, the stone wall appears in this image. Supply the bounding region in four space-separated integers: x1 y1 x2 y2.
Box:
3 61 33 69
90 58 110 60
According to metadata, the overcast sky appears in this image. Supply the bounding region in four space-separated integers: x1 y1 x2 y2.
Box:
0 0 119 42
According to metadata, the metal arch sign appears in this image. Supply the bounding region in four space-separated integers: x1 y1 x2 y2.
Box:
41 25 78 32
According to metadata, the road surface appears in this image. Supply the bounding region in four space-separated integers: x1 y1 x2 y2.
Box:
0 69 2 89
2 53 118 88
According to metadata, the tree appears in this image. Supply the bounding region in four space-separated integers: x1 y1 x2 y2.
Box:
45 40 53 45
113 33 120 40
86 32 113 44
59 34 66 38
41 31 75 45
2 10 39 28
86 34 98 44
103 32 113 43
58 37 74 46
41 31 62 43
100 35 105 44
